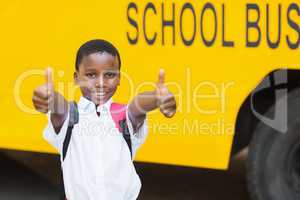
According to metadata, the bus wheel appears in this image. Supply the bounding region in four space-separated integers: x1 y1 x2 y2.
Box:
247 89 300 200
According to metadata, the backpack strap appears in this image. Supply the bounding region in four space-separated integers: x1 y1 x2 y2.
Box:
120 119 132 158
60 101 79 200
110 103 132 158
62 101 79 161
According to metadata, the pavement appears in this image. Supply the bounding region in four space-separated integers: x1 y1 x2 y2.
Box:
0 152 58 200
0 149 250 200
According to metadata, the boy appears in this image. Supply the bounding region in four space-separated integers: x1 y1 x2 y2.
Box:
32 39 176 200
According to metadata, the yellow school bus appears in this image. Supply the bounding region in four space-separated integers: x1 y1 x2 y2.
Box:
1 1 299 199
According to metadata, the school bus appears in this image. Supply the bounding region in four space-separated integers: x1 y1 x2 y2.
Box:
1 1 299 199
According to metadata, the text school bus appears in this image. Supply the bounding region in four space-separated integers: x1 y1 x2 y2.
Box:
1 1 300 199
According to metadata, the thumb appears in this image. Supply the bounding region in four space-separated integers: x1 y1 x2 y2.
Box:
157 68 165 86
45 67 54 95
156 69 168 96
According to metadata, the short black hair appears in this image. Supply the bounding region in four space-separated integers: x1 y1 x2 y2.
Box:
75 39 121 71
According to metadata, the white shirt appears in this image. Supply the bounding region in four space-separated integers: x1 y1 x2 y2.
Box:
43 96 148 200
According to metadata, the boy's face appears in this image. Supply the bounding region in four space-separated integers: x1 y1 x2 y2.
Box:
74 52 120 106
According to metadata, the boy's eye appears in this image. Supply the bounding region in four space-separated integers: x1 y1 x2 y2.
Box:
104 72 117 79
86 73 96 79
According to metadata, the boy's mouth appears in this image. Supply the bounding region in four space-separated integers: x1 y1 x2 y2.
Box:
94 90 111 99
91 88 115 103
95 92 108 101
95 92 106 97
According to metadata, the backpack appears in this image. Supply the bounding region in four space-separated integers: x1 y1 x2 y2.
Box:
59 101 132 200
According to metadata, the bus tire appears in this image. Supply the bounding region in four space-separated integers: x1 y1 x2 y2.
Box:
247 89 300 200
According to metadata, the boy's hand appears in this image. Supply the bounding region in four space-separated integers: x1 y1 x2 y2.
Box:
128 69 176 130
32 68 68 114
156 69 176 118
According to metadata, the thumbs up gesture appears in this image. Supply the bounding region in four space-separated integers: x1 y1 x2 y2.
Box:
32 68 68 114
156 69 176 118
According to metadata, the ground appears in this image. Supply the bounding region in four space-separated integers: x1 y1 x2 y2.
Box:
0 149 250 200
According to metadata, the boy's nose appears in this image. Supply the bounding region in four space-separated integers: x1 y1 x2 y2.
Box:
95 76 106 88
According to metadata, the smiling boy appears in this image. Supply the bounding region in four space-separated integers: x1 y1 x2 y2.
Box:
32 39 176 200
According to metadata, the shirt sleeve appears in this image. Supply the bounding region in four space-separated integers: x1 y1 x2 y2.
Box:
125 107 148 159
43 111 70 154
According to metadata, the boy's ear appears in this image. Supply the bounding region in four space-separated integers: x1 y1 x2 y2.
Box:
117 72 120 86
73 71 79 85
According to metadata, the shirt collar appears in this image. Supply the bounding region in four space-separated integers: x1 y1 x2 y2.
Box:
78 96 112 113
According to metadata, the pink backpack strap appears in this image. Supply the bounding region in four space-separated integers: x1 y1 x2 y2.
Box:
110 103 127 132
110 102 133 158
